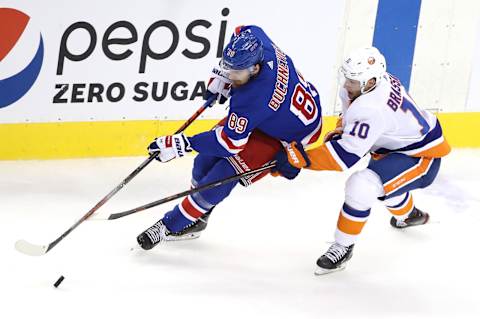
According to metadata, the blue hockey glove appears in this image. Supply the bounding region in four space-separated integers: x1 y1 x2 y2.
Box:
272 142 311 180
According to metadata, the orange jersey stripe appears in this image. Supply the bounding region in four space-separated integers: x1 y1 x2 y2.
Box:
412 138 451 158
383 157 433 195
387 194 414 216
305 144 343 171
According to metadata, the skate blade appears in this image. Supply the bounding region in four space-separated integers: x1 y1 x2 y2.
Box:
314 264 346 276
165 232 201 242
130 233 201 251
393 220 430 229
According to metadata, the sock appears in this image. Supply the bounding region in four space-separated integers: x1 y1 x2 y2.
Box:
334 203 370 247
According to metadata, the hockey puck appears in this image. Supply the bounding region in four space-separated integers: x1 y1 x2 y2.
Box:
53 275 65 288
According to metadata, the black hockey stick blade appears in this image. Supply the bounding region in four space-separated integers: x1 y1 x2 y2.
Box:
108 162 277 220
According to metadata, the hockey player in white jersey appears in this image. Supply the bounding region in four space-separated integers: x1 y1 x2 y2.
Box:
273 47 451 275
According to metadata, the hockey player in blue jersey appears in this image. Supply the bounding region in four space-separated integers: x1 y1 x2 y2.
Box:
137 25 323 250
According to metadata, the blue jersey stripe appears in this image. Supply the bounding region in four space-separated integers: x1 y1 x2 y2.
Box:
374 120 443 155
330 140 361 168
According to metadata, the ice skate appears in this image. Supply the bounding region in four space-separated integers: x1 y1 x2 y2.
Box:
167 210 212 241
390 207 430 229
137 219 172 250
315 243 354 275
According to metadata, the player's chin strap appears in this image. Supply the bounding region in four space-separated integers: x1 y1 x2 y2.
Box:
360 75 383 94
107 161 276 220
360 83 377 94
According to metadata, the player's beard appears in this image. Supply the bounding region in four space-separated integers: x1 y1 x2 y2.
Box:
231 75 253 87
231 65 261 88
347 89 361 101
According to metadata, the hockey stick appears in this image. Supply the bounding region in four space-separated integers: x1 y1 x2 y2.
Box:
107 162 277 220
14 95 217 256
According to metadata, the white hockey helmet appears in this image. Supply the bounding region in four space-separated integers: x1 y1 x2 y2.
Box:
340 47 387 94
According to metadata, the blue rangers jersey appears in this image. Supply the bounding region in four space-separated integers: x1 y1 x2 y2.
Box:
189 25 322 157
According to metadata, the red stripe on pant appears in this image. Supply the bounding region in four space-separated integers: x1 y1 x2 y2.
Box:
180 197 204 219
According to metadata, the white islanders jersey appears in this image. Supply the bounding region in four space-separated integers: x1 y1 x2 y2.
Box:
306 73 450 171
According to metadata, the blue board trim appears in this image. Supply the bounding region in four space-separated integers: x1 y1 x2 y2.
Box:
373 0 422 91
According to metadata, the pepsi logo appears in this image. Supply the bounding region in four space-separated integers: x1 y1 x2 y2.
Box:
0 8 44 109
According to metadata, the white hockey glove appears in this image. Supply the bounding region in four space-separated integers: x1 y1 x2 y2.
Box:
148 133 192 163
205 67 232 104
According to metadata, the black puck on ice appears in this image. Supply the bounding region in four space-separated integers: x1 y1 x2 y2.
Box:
53 275 65 288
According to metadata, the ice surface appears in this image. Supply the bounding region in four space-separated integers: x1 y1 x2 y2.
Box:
1 149 479 318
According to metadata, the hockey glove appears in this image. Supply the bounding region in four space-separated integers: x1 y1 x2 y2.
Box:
204 67 232 104
272 141 311 180
148 133 192 163
323 128 343 143
323 116 343 142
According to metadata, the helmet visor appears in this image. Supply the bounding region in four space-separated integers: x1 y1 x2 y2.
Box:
219 59 255 81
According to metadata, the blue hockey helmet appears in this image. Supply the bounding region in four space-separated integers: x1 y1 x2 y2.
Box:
221 31 264 71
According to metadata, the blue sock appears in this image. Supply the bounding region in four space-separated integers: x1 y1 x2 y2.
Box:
162 206 191 233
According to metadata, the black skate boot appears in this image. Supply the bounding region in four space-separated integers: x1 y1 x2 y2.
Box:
137 210 213 249
390 207 430 229
315 243 355 275
137 220 171 250
168 209 212 241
